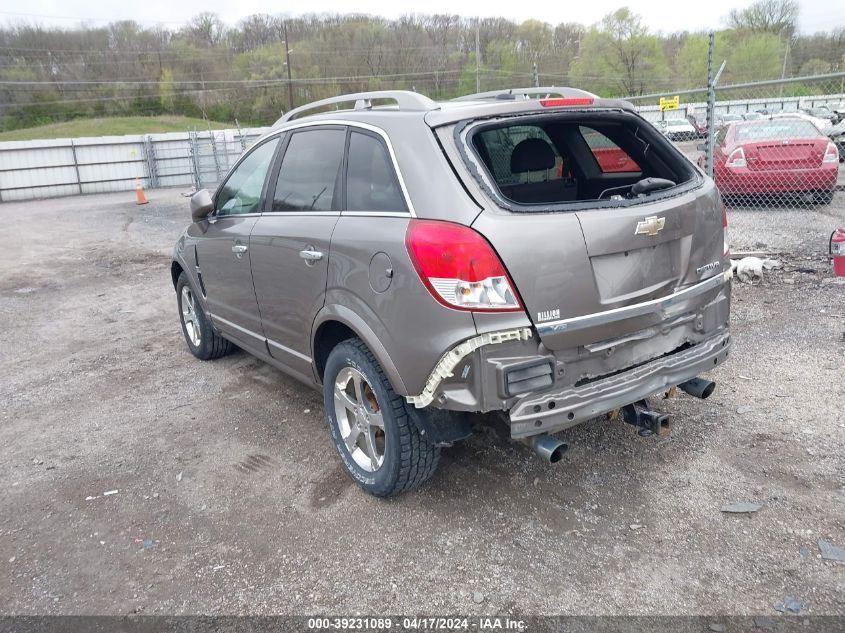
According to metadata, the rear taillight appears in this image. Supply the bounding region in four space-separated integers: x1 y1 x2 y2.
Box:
725 147 746 169
405 220 522 312
539 97 594 107
722 203 730 258
823 142 839 163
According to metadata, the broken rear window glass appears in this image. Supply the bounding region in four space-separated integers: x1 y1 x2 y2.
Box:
469 113 693 207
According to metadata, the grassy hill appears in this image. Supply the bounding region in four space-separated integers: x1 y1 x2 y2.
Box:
0 116 232 141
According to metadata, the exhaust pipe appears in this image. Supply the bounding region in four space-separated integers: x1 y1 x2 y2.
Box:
678 377 716 400
528 434 569 463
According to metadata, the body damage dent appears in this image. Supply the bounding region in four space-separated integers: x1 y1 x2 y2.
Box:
406 327 533 408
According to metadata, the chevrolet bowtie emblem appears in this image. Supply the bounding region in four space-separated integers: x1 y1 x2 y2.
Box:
635 215 666 237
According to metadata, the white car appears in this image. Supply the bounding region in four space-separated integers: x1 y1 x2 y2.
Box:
770 111 830 133
662 118 698 141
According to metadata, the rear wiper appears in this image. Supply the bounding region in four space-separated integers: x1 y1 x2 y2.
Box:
631 177 676 196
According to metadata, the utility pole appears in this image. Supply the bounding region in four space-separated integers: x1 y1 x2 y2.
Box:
283 20 294 112
532 61 539 87
778 37 791 98
475 25 481 93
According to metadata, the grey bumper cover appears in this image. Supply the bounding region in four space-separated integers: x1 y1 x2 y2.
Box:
508 328 731 438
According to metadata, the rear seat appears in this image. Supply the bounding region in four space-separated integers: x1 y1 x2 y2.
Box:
503 138 578 204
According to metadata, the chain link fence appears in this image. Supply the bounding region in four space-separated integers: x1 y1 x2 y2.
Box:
627 71 845 210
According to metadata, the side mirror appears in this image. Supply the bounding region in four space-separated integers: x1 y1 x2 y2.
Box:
190 189 214 221
696 143 706 151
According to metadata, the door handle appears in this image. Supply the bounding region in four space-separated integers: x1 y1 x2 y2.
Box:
232 244 248 254
299 249 324 262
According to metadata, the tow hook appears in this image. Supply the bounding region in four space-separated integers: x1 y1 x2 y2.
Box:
622 399 672 437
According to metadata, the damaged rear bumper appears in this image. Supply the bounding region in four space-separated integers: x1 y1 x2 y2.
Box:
508 329 730 438
404 274 731 439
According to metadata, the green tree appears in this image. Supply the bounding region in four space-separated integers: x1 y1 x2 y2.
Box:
727 0 798 35
570 8 669 96
724 32 784 83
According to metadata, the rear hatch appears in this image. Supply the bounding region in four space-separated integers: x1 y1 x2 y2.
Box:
431 103 727 351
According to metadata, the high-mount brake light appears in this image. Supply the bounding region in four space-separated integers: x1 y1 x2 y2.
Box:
539 98 594 107
405 220 523 312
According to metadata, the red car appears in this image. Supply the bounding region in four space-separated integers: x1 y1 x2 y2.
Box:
581 129 641 173
700 118 839 204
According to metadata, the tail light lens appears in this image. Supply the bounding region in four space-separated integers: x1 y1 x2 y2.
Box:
722 203 730 258
725 147 746 169
405 220 522 312
823 142 839 163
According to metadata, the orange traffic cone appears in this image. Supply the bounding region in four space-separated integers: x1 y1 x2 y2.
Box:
135 177 149 205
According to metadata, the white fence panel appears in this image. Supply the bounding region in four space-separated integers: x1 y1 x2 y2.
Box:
0 126 271 202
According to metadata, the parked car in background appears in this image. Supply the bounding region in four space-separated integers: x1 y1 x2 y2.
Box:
701 117 839 204
686 114 708 138
831 103 845 123
801 106 836 124
827 118 845 160
663 118 698 141
742 112 763 121
581 127 642 172
714 113 743 130
172 87 732 496
770 111 830 133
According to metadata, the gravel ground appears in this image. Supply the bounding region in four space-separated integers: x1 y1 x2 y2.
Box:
0 188 843 617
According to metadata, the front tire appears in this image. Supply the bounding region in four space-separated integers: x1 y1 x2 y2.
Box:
176 272 232 360
323 338 440 497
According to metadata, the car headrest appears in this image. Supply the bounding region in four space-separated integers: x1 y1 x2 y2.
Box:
510 138 556 173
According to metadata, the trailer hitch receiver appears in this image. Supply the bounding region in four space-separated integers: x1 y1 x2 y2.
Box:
622 399 672 436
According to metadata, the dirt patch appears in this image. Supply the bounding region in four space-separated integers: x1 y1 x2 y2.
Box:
0 189 843 616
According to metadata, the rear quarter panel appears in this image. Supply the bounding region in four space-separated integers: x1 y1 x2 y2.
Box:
322 216 479 396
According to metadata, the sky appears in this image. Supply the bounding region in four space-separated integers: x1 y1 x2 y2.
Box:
0 0 841 35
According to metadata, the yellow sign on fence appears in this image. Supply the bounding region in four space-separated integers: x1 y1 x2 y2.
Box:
659 95 680 111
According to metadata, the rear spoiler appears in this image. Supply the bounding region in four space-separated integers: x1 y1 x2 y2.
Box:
424 97 638 127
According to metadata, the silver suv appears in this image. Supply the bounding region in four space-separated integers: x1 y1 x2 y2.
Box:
171 88 731 496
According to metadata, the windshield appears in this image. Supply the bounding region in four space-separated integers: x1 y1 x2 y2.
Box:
735 120 820 141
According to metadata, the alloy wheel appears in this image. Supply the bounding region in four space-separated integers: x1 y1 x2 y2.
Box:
333 367 386 472
180 285 201 347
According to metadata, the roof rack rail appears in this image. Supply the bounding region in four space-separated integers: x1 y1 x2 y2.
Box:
277 90 438 124
452 86 597 102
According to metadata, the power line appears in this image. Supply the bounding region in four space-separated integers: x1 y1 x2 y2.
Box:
0 82 286 108
0 69 465 87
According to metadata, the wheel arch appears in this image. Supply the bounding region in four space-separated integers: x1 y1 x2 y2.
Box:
170 260 184 290
312 306 409 396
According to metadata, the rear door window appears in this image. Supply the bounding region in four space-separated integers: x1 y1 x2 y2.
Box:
271 128 346 212
579 126 641 173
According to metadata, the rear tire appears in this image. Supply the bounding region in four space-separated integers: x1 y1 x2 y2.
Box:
815 190 834 205
176 272 232 360
323 338 440 497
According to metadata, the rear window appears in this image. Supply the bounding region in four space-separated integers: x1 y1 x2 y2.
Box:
468 113 693 207
736 120 819 141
